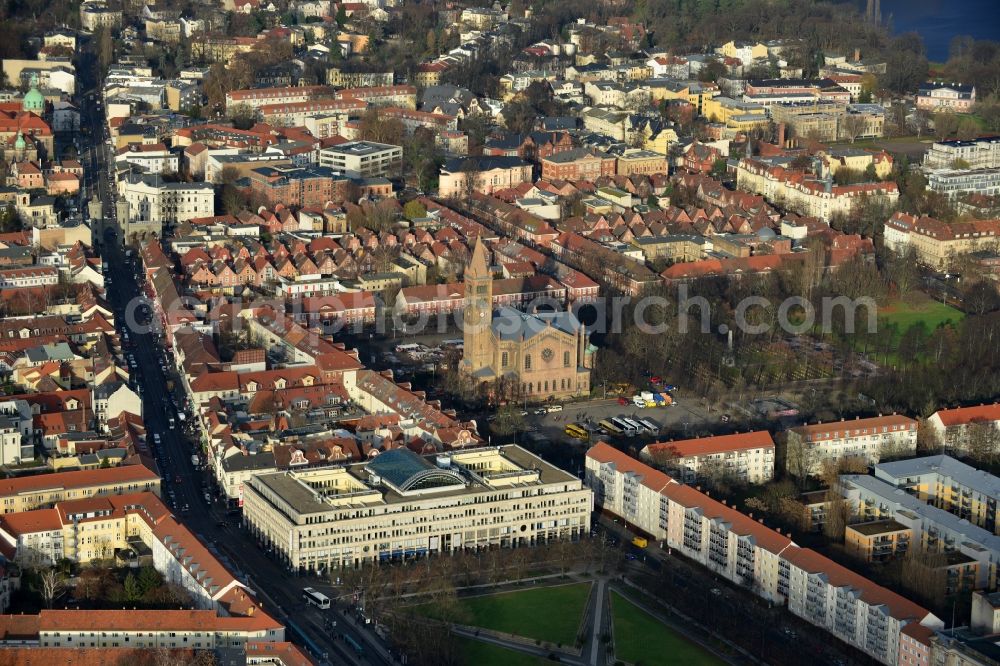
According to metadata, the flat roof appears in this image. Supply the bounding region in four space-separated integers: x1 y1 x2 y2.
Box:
875 455 1000 501
847 519 910 536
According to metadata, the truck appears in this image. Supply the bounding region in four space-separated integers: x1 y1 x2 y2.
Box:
631 394 645 407
631 536 648 548
640 391 656 407
658 392 674 406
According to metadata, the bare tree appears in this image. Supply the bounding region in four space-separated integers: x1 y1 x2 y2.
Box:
840 114 867 143
39 567 65 609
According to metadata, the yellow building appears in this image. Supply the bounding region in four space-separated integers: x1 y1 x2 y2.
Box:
845 519 912 562
462 239 592 400
719 40 769 62
702 96 767 127
0 464 160 515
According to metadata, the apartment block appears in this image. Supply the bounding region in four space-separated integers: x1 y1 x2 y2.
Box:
927 167 1000 200
874 455 1000 534
928 404 1000 453
640 430 775 484
118 173 215 231
846 519 912 562
585 443 943 666
225 84 336 113
924 136 1000 170
785 415 918 476
841 474 1000 590
242 445 592 572
0 464 160 514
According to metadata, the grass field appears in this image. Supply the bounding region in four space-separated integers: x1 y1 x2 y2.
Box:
456 637 549 666
879 298 964 339
458 583 591 645
419 583 592 645
610 591 725 666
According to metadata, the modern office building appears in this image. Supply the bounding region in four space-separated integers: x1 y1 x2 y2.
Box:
585 443 943 666
317 141 403 179
242 445 592 572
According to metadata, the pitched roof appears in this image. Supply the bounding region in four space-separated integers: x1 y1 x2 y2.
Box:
643 430 775 458
0 464 158 498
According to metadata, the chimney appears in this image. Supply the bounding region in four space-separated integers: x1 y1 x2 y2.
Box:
854 48 861 62
777 122 786 148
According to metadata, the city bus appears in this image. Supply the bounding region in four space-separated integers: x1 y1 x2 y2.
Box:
598 419 622 435
564 424 588 440
302 587 331 609
611 417 639 436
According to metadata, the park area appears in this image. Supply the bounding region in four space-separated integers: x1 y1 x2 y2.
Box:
442 582 592 645
610 591 725 666
850 296 965 367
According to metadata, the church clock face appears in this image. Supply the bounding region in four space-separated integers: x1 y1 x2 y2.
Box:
541 348 554 362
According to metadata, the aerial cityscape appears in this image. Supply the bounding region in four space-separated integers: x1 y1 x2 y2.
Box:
0 0 998 664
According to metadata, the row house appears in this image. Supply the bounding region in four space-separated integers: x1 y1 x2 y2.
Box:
641 430 776 484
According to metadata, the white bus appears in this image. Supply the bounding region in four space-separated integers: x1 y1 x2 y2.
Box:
639 419 659 434
621 417 646 434
611 417 639 436
302 587 330 609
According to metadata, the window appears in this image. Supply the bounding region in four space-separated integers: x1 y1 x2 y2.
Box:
564 351 570 367
501 352 508 368
524 354 531 370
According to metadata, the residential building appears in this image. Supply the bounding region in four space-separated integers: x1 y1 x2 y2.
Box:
317 141 402 178
79 0 122 30
640 431 776 484
929 402 1000 453
438 156 533 198
0 464 161 514
785 415 918 477
225 84 336 113
242 445 592 571
874 455 1000 534
585 442 943 665
841 473 1000 590
928 168 1000 200
114 142 178 174
883 213 1000 269
0 399 32 466
845 519 912 562
916 82 976 113
735 157 899 221
118 173 215 237
259 98 367 129
924 136 1000 170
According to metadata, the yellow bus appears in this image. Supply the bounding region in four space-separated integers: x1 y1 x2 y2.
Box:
599 419 622 435
564 424 588 440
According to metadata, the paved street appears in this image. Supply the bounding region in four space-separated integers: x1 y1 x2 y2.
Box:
80 79 395 666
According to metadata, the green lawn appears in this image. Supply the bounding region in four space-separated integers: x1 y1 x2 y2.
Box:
456 637 549 666
611 591 725 666
422 583 592 645
879 299 964 340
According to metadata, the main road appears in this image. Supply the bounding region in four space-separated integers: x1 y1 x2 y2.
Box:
81 81 395 666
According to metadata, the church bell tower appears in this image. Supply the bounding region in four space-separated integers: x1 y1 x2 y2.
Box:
462 236 493 374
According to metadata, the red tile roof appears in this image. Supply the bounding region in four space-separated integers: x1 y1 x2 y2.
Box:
933 403 1000 427
643 430 775 458
0 464 159 498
